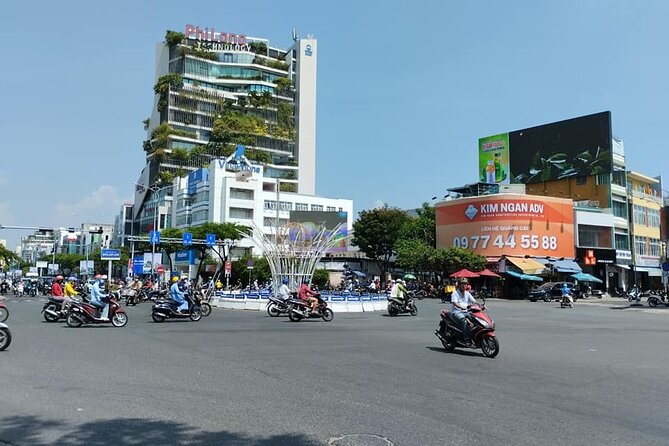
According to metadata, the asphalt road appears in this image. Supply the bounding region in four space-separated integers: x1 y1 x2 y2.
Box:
1 295 668 446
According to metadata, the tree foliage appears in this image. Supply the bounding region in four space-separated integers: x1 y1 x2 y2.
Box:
0 244 20 268
312 268 330 289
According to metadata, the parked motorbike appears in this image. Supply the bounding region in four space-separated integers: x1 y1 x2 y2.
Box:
387 294 417 317
0 322 11 351
266 294 291 317
0 302 9 322
287 294 334 322
434 298 499 358
151 293 202 322
627 287 642 304
66 297 128 328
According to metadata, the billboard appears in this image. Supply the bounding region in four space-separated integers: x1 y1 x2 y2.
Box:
479 111 612 184
288 211 348 251
436 194 574 258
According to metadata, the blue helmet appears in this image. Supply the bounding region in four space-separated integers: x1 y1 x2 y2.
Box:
281 278 289 285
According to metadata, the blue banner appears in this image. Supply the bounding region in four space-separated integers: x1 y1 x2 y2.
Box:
132 257 144 275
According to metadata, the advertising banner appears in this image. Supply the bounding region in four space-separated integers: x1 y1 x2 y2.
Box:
142 253 162 274
436 194 575 258
478 133 510 184
289 211 349 252
478 111 612 184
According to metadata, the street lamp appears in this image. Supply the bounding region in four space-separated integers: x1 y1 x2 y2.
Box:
223 238 235 290
145 183 172 280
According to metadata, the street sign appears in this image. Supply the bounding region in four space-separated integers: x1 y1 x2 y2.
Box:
101 249 121 261
150 230 160 244
206 233 216 247
156 265 165 275
247 260 254 270
225 260 232 276
183 232 193 246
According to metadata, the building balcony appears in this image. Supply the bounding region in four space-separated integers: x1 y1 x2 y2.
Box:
629 190 663 204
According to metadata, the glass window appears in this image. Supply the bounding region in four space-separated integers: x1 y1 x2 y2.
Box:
295 203 308 211
615 233 630 251
649 238 661 257
648 209 660 227
634 236 647 256
311 204 323 212
230 188 253 200
264 200 277 210
229 207 253 219
577 224 613 248
326 206 336 212
612 200 627 219
633 205 647 225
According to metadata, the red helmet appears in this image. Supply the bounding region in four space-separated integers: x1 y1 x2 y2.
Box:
56 275 64 281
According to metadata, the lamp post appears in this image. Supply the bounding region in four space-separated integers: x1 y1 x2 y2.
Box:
145 183 171 281
223 238 234 290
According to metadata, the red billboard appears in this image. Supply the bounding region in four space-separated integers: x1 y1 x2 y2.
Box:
436 194 574 258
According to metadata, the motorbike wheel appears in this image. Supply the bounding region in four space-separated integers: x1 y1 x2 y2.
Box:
189 309 203 322
66 313 83 328
0 327 11 351
648 298 659 308
267 303 281 317
0 307 8 323
439 330 456 351
111 312 128 327
387 304 399 317
321 308 334 322
43 305 59 322
481 335 500 358
151 312 166 323
288 310 303 322
200 302 212 317
409 304 418 316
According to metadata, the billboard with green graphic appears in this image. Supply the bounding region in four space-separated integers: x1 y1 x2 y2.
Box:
478 133 510 184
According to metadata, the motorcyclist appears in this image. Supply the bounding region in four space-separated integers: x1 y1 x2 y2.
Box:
390 279 409 308
277 277 291 301
450 277 478 345
90 275 109 319
298 279 320 314
170 276 187 313
51 275 64 297
562 282 574 305
63 278 80 314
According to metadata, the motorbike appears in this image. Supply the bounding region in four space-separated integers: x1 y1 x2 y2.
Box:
151 293 202 322
434 298 499 358
42 294 90 322
0 322 11 351
266 294 292 317
560 292 575 308
287 294 334 322
66 296 128 328
627 287 642 304
0 302 9 322
192 291 211 317
0 282 8 295
387 294 417 317
647 291 668 307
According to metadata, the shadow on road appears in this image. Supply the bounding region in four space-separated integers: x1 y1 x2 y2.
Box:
425 346 483 357
0 415 323 446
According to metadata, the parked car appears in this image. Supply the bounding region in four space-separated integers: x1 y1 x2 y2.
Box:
528 282 574 302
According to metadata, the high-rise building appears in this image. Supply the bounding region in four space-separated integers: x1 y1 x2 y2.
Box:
125 25 352 261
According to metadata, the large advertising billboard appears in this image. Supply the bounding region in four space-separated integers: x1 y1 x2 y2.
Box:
289 211 348 252
436 194 574 258
478 111 612 185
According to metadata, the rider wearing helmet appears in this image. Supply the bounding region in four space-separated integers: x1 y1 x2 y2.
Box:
51 275 64 297
170 276 187 313
277 277 291 301
90 274 109 319
450 277 478 344
390 279 409 308
298 279 320 314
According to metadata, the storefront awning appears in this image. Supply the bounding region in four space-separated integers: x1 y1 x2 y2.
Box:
505 257 546 275
535 258 582 273
571 272 603 283
635 266 662 277
505 270 544 282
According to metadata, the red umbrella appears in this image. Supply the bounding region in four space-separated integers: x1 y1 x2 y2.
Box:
477 268 501 278
449 269 481 278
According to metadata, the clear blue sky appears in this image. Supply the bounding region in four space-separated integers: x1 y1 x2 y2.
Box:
1 0 667 249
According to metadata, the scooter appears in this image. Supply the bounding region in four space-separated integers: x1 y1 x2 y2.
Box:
42 294 90 322
560 292 575 308
151 293 202 322
387 294 417 316
0 322 11 351
0 302 8 322
647 291 668 307
287 294 334 322
434 298 499 358
66 297 128 328
266 294 291 317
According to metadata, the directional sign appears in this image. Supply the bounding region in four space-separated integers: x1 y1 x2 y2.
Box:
150 230 160 245
247 260 254 270
183 232 193 246
206 233 216 247
101 249 121 261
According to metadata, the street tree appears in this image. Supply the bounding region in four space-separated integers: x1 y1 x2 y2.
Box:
352 206 409 284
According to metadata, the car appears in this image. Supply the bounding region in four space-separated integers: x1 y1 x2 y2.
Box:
528 282 574 302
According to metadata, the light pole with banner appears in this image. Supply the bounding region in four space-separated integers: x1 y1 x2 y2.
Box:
223 238 235 289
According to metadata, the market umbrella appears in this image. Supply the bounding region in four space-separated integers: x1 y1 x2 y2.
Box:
403 274 417 280
449 269 481 278
477 268 501 278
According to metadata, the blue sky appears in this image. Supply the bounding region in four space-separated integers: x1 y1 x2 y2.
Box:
1 0 667 249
